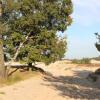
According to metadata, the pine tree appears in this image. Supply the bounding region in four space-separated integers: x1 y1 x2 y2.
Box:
0 0 73 77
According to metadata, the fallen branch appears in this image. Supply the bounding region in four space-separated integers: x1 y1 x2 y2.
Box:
5 62 46 76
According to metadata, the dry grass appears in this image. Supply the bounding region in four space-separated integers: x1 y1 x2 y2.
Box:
0 92 5 95
0 68 40 87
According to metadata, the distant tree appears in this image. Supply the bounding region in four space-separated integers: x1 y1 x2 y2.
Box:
88 33 100 82
94 32 100 51
0 0 73 78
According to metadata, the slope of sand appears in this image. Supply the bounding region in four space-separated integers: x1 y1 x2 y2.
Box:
0 61 100 100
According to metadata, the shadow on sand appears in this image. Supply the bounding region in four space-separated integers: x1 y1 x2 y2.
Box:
43 70 100 100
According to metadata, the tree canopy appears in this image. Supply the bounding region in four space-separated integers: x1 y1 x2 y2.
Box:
1 0 73 64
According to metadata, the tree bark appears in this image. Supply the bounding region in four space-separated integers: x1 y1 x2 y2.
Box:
13 42 24 61
0 35 6 79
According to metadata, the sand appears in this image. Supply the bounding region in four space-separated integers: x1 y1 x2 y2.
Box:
0 61 100 100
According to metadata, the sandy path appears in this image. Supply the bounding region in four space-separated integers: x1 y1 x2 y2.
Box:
0 77 67 100
0 61 100 100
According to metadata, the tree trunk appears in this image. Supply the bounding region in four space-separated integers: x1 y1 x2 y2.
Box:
13 42 24 61
0 35 6 79
12 32 31 61
0 2 6 79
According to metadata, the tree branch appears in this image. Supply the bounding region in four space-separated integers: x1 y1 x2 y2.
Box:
6 32 31 75
12 32 31 61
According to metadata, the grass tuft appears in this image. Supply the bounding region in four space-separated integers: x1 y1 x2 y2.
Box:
0 92 5 95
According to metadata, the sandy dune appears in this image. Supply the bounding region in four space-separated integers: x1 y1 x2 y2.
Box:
0 61 100 100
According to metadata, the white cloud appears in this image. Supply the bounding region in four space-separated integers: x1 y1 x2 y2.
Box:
72 0 100 26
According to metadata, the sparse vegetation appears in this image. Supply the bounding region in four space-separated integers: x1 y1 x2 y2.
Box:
72 58 90 64
0 92 5 95
0 69 39 86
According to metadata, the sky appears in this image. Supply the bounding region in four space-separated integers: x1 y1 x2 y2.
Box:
65 0 100 59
